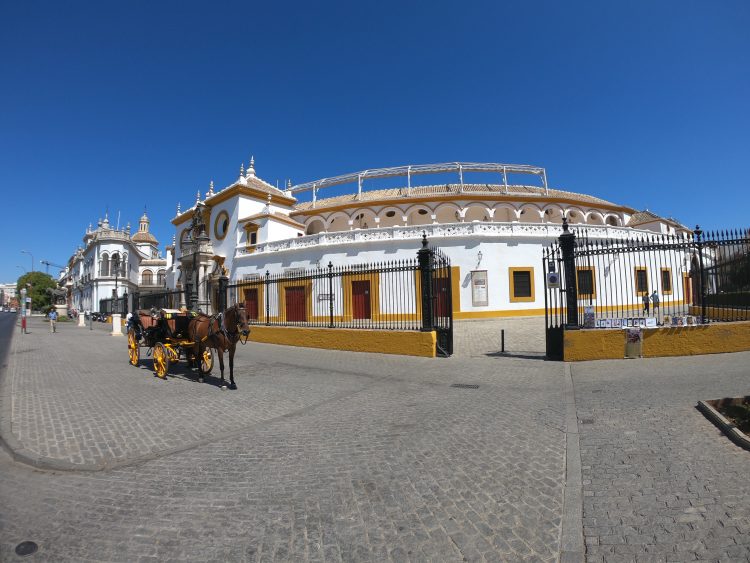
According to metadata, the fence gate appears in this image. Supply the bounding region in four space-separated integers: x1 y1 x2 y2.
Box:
543 242 565 361
429 247 454 357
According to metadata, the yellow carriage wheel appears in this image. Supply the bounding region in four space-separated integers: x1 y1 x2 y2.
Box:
127 329 140 366
199 347 213 375
153 342 170 379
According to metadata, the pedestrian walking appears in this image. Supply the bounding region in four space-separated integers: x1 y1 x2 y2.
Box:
650 291 660 318
48 308 58 333
642 292 650 315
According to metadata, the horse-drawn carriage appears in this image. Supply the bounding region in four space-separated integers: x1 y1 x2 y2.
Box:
127 305 250 389
127 309 213 378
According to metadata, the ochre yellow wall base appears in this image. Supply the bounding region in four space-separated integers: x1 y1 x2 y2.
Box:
564 329 625 361
249 326 436 357
564 321 750 361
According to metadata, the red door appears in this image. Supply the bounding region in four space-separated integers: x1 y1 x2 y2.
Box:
433 277 450 317
244 288 258 321
285 286 307 322
683 275 693 305
352 280 371 320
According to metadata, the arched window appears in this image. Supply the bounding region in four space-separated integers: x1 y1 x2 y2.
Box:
142 269 153 286
100 254 109 277
157 270 166 286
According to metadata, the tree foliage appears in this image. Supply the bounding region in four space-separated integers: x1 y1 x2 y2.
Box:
16 272 57 311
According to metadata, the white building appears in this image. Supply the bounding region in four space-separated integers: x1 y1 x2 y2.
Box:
168 160 692 319
68 212 169 313
0 283 17 308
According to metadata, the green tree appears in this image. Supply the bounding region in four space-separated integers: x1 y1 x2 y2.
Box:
16 272 57 312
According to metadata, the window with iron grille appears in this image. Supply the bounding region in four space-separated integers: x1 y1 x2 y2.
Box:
635 267 648 294
509 268 535 302
661 268 672 294
577 267 596 299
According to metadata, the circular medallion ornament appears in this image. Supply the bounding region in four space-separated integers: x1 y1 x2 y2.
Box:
214 210 230 240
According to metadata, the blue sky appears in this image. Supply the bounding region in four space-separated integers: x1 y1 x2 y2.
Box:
1 1 748 283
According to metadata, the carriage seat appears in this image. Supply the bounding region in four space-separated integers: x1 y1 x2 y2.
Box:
159 309 197 339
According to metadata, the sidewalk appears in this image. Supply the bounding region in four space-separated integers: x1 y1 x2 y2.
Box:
2 315 749 561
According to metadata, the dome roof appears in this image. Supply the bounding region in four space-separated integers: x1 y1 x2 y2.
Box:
132 231 158 244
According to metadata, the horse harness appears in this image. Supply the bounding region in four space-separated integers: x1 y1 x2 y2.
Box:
198 306 247 345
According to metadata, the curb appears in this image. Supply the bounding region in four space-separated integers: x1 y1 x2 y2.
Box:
697 400 750 452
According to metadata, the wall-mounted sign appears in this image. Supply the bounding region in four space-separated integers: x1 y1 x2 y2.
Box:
546 272 560 288
471 270 488 307
317 294 334 301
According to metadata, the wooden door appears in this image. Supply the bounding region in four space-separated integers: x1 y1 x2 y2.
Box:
433 277 450 317
352 280 371 320
244 288 258 320
683 274 693 305
285 286 307 322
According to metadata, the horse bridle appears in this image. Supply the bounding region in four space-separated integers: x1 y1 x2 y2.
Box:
224 304 250 345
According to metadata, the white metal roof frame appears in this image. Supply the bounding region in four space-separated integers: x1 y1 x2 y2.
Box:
288 162 549 203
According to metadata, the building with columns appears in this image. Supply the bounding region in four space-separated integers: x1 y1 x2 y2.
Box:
167 158 692 319
67 211 169 313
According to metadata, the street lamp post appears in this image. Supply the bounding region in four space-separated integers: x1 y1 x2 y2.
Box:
112 255 120 314
21 250 34 272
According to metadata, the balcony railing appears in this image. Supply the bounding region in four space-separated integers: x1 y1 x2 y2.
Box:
235 221 665 258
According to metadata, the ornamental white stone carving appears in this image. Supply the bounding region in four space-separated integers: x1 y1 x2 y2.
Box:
235 222 655 258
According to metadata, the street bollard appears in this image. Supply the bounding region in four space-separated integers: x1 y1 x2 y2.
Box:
501 329 505 354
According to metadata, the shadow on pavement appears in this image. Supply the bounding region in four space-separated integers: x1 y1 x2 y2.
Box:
484 351 548 361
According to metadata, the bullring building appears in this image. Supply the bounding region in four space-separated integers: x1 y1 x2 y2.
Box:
167 159 691 319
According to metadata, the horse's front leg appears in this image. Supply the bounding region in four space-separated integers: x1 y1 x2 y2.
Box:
228 344 237 390
196 343 204 383
217 348 227 390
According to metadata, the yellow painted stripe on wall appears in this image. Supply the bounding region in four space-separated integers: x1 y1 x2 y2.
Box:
248 326 436 357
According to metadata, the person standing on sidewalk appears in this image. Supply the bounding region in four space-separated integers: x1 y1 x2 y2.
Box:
642 292 650 315
48 308 58 333
650 291 660 320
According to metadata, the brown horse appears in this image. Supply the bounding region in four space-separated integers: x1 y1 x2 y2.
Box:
189 304 250 390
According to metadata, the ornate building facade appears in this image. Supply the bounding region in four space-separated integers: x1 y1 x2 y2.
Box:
168 160 692 319
67 212 169 313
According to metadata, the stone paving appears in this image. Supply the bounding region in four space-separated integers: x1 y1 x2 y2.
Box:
572 355 750 562
1 317 567 562
0 315 749 562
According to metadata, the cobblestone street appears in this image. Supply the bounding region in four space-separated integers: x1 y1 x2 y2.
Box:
0 316 748 562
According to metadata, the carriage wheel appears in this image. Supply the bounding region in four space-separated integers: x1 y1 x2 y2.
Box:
127 329 140 366
199 347 214 375
153 342 170 378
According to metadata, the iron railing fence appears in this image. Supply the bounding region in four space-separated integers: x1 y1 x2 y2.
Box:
224 237 453 356
99 296 127 316
545 223 750 336
227 259 424 330
572 230 695 325
133 289 185 311
702 229 750 320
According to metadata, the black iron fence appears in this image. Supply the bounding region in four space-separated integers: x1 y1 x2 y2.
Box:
545 221 750 358
224 235 453 356
99 296 127 316
132 289 185 311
